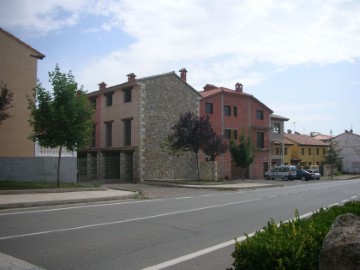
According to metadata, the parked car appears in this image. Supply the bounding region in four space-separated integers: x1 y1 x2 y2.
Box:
306 169 321 180
264 165 297 181
296 169 314 181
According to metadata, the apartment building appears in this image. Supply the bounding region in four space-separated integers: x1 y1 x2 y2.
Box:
199 83 273 179
284 132 329 168
79 69 202 182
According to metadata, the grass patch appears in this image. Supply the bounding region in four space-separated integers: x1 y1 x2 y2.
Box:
0 180 96 190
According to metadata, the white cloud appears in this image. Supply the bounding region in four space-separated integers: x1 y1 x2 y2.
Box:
1 0 360 90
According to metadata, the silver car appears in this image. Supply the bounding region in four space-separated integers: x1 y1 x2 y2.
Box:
306 169 321 180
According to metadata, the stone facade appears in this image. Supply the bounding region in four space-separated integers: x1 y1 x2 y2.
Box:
79 70 202 182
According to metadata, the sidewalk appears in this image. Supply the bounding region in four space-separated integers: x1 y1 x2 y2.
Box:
0 188 136 210
0 176 358 211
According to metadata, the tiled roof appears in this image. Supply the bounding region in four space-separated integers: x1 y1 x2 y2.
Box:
284 133 329 146
271 114 289 121
0 27 45 59
199 87 273 113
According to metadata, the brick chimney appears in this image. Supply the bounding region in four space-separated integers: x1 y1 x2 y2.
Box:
179 68 187 81
127 73 136 82
203 84 217 91
235 82 243 93
98 82 107 91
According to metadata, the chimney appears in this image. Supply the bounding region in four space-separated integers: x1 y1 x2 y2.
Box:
127 73 136 82
98 82 107 91
287 129 292 134
179 68 187 81
350 129 353 133
235 82 243 93
203 84 217 91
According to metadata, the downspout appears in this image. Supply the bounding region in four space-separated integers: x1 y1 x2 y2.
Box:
221 94 225 179
248 99 252 179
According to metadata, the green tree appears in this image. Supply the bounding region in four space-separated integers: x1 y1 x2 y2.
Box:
170 112 214 181
0 81 14 125
230 129 255 181
203 134 227 180
324 130 343 179
28 65 94 187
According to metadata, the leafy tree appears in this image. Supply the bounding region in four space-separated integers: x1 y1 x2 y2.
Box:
28 65 94 187
324 130 343 179
203 133 227 180
170 112 214 181
0 81 14 125
230 129 255 181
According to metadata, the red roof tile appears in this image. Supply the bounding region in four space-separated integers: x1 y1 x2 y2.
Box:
284 133 329 146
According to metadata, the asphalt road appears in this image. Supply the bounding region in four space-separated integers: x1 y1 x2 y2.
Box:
0 179 359 270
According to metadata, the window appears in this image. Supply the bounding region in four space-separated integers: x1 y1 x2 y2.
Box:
233 129 238 140
123 118 132 146
123 87 132 103
256 132 264 148
224 105 231 116
224 129 231 139
308 148 312 155
301 148 305 155
323 149 326 155
275 147 280 155
256 109 264 120
90 98 96 109
284 147 288 155
105 93 113 107
105 121 113 147
317 148 320 155
273 122 281 133
233 106 237 117
205 103 213 114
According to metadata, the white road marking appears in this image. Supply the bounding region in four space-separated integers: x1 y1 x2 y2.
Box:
141 211 314 270
0 198 261 241
175 197 193 200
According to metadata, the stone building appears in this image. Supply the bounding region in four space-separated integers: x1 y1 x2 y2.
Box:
199 83 273 179
78 69 202 182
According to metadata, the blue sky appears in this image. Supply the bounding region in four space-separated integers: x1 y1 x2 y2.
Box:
1 0 359 136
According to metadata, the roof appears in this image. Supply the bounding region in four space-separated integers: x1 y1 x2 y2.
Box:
0 27 45 59
199 86 273 113
271 114 289 121
284 133 329 146
333 130 360 140
87 71 202 98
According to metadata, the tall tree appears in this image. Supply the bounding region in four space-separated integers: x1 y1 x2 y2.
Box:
28 65 94 187
0 81 14 125
230 129 255 181
324 130 343 179
170 112 214 181
203 133 227 180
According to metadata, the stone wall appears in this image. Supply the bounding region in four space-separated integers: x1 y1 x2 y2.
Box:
140 72 201 180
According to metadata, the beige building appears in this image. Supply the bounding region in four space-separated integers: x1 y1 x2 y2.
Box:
79 69 202 182
0 27 45 157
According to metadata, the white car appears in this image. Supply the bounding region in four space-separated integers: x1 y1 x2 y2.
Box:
306 169 321 180
264 165 297 181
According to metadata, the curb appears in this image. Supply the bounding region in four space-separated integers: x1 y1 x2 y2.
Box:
0 187 107 195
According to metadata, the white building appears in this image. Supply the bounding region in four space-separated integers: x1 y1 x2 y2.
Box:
333 130 360 173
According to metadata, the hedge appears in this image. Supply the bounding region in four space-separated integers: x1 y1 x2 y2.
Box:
228 201 360 270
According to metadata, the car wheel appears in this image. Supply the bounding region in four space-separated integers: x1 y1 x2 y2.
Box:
265 175 270 180
284 176 288 181
301 176 306 181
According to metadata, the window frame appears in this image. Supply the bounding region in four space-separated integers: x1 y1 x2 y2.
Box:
123 87 132 103
105 92 113 107
256 109 264 120
104 121 113 147
256 132 265 148
205 102 213 114
123 118 133 146
224 105 231 116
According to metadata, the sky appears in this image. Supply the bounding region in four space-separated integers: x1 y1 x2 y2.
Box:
1 0 359 136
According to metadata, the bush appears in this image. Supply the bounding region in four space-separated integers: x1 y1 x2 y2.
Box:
228 201 360 270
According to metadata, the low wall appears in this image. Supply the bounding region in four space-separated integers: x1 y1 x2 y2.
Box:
0 157 77 183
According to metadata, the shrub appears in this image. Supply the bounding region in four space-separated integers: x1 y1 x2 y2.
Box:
229 201 360 270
